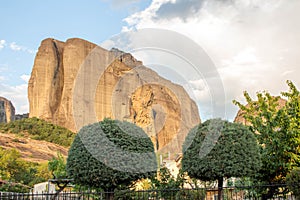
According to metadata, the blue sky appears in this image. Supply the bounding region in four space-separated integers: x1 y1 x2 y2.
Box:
0 0 150 84
0 0 151 112
1 0 300 121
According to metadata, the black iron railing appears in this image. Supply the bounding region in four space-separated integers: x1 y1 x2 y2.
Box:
0 185 297 200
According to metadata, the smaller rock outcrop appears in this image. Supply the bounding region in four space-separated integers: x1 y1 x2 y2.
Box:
0 97 15 123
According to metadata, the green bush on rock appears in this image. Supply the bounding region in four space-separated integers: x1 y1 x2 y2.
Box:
0 117 75 147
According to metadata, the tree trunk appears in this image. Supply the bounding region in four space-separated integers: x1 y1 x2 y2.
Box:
105 190 114 200
217 177 223 200
262 186 276 200
50 181 69 200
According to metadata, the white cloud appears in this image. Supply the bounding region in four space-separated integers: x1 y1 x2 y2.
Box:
123 0 172 27
188 79 211 102
20 74 30 83
222 47 259 66
122 0 300 121
0 40 6 50
0 74 31 114
10 42 22 51
0 83 28 114
9 42 36 54
281 70 294 77
0 40 35 54
189 79 207 91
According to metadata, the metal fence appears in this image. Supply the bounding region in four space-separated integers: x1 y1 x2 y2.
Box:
0 185 296 200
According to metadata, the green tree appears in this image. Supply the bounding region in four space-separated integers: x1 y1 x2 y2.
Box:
233 80 300 198
182 119 261 200
48 152 67 179
0 147 46 191
48 153 70 199
150 167 185 199
0 147 20 180
0 147 36 184
286 168 300 199
66 118 157 200
35 162 52 182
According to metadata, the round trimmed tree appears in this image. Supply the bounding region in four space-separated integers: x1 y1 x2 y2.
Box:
66 118 157 199
182 119 261 200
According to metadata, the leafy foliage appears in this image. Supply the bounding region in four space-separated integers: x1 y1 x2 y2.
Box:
182 118 261 200
153 167 186 189
233 80 300 186
35 162 52 182
66 118 157 193
286 168 300 199
48 152 67 179
182 119 261 181
150 167 185 199
0 182 31 193
0 117 75 146
0 147 52 192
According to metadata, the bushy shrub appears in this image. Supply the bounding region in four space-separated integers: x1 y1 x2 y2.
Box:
286 168 300 199
0 117 75 146
66 118 157 198
0 147 52 191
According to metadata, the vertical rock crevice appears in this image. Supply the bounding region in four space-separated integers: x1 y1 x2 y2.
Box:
49 40 64 118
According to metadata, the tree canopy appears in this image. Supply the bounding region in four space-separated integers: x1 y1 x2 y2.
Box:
0 147 51 192
182 119 261 200
66 118 157 194
233 81 300 185
48 152 67 179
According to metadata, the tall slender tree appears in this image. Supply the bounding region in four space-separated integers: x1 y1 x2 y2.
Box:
233 80 300 198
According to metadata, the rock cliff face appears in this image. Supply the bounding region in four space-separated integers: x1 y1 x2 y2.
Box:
0 132 68 163
28 38 200 153
0 97 15 123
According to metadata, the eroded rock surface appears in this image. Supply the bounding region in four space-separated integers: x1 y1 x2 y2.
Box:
28 38 201 153
0 97 15 123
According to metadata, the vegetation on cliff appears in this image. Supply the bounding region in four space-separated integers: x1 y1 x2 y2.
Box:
0 117 75 147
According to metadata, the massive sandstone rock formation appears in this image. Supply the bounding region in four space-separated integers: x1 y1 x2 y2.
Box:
28 38 200 153
0 97 15 123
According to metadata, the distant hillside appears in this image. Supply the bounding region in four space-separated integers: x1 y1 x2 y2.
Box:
0 117 76 147
0 132 68 162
